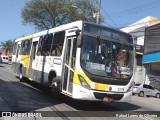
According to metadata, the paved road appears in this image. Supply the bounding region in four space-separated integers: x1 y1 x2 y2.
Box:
0 64 160 120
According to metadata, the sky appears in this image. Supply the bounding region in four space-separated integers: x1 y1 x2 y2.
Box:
1 0 160 41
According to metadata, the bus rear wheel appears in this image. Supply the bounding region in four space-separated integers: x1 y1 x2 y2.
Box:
19 68 24 82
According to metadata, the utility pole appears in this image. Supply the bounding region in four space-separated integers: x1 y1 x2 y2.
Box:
96 0 101 24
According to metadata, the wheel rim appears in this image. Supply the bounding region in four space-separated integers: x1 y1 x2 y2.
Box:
19 73 22 79
140 92 144 97
51 81 58 93
51 77 61 94
156 94 160 98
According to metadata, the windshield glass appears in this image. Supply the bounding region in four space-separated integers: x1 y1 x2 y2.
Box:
80 36 133 79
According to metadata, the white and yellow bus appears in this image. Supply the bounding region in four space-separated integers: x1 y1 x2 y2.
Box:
12 21 134 102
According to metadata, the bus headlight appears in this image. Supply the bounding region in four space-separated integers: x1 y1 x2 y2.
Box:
78 75 91 90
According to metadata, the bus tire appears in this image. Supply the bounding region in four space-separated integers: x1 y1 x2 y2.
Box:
19 67 24 82
50 77 60 96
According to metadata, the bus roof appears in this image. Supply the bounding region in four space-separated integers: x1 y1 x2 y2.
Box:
14 20 132 42
15 35 33 42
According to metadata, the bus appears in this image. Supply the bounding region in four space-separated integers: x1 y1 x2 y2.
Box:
12 21 134 102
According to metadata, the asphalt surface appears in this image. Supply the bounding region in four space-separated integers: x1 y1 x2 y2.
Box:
0 64 160 120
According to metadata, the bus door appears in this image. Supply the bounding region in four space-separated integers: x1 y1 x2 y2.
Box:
12 42 18 70
15 43 21 72
15 43 21 61
62 37 77 94
28 41 38 79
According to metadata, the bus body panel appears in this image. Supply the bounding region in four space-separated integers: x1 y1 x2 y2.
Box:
72 83 132 102
12 21 134 102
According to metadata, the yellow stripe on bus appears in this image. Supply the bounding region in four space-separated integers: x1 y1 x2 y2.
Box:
73 72 81 85
21 35 33 41
20 55 30 75
94 83 110 91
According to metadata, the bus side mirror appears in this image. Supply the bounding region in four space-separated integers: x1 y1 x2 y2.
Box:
75 29 81 36
77 35 82 47
75 29 82 47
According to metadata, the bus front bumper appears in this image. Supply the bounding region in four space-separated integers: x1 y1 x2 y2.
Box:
72 83 132 102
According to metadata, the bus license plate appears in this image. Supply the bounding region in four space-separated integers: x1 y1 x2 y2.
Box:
118 88 124 92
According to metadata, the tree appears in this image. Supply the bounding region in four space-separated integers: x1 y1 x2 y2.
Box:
21 0 102 30
0 40 14 55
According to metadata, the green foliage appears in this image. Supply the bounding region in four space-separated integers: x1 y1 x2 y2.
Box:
21 0 102 30
0 40 14 55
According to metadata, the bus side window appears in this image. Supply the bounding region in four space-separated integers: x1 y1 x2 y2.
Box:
71 38 77 69
33 42 38 60
21 39 31 55
42 34 53 56
51 31 65 56
37 36 43 56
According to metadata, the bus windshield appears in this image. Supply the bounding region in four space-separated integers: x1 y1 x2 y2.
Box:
80 35 133 79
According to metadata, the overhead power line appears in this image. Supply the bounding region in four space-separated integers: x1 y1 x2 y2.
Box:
109 0 160 19
92 0 160 29
91 0 117 27
110 0 160 16
101 7 118 27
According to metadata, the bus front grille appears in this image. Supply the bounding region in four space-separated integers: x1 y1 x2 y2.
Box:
93 92 124 100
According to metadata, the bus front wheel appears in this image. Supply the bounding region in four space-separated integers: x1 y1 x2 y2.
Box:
50 77 60 96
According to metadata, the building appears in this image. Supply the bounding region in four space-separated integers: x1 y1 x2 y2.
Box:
0 49 12 56
142 23 160 90
121 16 160 85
